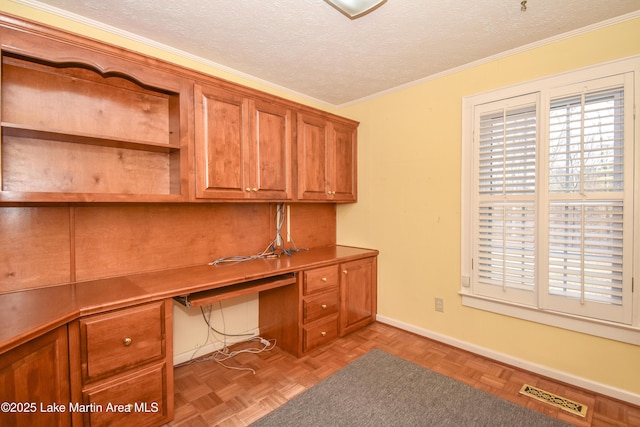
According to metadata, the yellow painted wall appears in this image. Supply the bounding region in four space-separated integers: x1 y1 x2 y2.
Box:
3 0 639 399
337 18 640 397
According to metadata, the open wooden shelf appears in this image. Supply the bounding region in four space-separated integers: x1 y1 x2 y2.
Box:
0 50 184 202
2 123 180 153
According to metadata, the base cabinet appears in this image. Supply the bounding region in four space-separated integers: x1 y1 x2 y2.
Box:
259 256 377 357
340 257 377 336
69 300 174 427
0 326 70 427
301 265 341 353
81 362 169 427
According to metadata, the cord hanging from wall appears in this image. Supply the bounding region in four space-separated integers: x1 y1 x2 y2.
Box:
208 203 307 266
521 0 527 12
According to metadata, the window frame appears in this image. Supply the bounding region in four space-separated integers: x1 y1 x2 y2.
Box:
460 56 640 345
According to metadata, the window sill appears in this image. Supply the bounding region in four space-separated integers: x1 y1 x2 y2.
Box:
460 290 640 345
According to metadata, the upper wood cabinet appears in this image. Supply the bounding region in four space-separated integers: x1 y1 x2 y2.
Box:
194 84 292 200
297 112 357 202
0 20 190 203
0 14 359 204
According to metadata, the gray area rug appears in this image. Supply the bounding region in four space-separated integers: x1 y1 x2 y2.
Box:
251 349 571 426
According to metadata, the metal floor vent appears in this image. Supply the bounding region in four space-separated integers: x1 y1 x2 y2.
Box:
519 384 588 417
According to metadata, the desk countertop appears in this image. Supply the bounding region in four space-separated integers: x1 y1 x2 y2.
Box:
0 245 378 354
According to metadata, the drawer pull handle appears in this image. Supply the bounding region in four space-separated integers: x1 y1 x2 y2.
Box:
343 270 348 275
321 304 327 309
123 337 132 346
321 277 327 282
321 331 327 337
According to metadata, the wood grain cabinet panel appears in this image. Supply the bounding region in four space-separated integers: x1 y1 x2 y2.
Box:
297 112 357 202
82 362 170 427
70 300 173 426
0 326 70 427
340 257 377 336
302 315 339 353
303 290 339 324
0 50 186 203
79 301 165 383
250 98 293 199
301 265 340 351
194 84 292 200
303 265 339 294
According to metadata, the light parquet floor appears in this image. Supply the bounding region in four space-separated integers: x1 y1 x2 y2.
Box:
166 322 640 427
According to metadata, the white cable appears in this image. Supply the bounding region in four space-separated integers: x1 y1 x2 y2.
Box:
184 303 277 374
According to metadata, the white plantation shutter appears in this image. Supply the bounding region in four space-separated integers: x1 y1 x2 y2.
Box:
541 77 632 323
473 95 537 304
477 202 535 291
547 202 624 303
463 60 638 336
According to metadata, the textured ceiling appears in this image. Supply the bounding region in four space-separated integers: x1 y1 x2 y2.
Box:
21 0 640 105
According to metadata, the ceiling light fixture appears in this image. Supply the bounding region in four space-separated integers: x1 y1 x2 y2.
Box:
324 0 387 19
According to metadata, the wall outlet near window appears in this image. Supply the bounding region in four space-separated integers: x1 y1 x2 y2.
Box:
435 297 444 312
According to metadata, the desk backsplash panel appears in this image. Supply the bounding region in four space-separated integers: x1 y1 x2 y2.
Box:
1 203 336 292
0 206 72 293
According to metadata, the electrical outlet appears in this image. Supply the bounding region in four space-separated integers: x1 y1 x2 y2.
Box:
435 297 444 312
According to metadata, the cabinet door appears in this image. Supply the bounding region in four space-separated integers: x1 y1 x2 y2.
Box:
194 84 249 199
330 121 357 202
340 257 377 336
297 112 357 201
0 326 70 427
249 99 292 199
297 112 330 200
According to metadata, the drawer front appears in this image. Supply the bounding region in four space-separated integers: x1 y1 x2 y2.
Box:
81 301 165 382
303 265 339 295
303 315 339 353
83 362 169 427
303 290 339 324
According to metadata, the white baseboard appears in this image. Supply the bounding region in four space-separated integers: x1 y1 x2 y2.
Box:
174 342 223 366
376 314 640 406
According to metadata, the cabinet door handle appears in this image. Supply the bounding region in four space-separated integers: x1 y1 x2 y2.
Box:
252 188 258 192
123 337 132 346
320 331 327 337
321 277 327 282
343 270 348 275
321 304 327 309
245 188 251 192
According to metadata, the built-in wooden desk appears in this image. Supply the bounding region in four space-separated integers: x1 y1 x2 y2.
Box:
0 245 378 426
